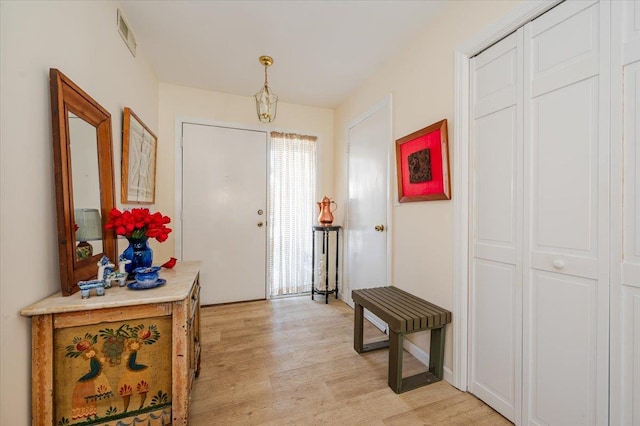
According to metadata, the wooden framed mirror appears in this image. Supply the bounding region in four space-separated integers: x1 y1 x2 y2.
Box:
49 69 117 296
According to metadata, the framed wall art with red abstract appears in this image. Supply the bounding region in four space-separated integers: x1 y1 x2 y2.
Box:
395 119 451 202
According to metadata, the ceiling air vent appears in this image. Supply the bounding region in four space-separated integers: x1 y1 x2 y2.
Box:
117 9 136 57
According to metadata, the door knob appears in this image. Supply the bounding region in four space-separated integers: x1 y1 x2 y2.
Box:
257 222 264 227
374 224 385 232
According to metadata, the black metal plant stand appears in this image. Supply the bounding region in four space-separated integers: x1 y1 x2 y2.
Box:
311 225 341 304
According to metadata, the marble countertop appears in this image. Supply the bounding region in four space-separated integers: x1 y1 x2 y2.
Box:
20 261 201 316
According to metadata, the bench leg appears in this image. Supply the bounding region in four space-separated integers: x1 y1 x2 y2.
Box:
354 302 364 353
354 304 390 354
388 326 447 394
388 329 403 393
429 325 446 380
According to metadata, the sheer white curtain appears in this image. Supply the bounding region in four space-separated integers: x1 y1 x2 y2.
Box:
268 132 317 296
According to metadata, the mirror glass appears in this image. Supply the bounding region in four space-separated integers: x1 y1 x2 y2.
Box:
68 112 104 261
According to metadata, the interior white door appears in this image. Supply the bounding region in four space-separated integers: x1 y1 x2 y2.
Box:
523 2 608 424
345 99 390 310
469 30 523 423
616 1 640 423
469 2 609 424
181 123 267 305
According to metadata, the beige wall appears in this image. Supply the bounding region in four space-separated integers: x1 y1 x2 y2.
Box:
334 0 520 371
155 83 334 263
0 1 159 423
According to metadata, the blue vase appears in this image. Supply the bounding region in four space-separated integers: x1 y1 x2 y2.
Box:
122 237 153 276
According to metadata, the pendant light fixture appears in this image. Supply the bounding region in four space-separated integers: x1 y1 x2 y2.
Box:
254 55 278 123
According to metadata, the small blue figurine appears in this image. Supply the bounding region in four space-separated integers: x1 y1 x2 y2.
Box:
105 255 130 288
97 255 115 288
98 255 115 278
118 254 132 274
78 280 106 298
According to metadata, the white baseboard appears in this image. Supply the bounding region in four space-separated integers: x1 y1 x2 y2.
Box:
365 312 386 332
404 338 454 386
403 337 430 366
443 366 453 385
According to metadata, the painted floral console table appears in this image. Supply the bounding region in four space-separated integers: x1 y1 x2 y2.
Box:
21 261 201 426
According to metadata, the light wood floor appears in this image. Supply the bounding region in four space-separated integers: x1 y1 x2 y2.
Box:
189 296 511 425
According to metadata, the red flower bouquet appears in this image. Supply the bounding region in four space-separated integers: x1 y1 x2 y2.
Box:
105 208 172 242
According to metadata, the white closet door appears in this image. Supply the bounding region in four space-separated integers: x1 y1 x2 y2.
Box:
523 1 609 425
619 1 640 423
469 30 523 423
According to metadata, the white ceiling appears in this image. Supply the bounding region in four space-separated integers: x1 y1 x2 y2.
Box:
119 1 446 108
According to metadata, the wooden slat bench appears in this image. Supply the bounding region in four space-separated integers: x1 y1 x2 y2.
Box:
352 286 452 394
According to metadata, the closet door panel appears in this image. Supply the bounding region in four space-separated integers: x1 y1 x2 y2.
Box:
474 36 518 119
471 260 517 412
530 77 599 264
529 1 600 99
530 271 597 426
524 1 608 425
623 61 640 288
474 107 517 249
529 1 599 97
530 251 597 280
469 30 522 422
634 292 640 424
529 1 598 76
622 0 640 65
621 288 640 425
471 104 520 419
620 3 640 421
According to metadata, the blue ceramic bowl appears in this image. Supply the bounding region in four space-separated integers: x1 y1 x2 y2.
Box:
133 266 161 287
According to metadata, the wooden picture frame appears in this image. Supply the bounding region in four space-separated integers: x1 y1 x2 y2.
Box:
395 119 451 202
122 107 158 204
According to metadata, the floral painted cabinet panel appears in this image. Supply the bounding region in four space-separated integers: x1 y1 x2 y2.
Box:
54 317 171 425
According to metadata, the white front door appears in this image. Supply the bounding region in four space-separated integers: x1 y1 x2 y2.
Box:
181 123 267 305
345 98 391 309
